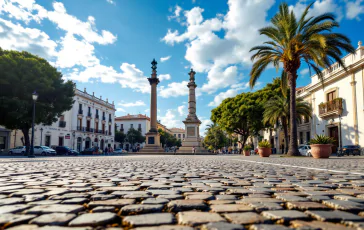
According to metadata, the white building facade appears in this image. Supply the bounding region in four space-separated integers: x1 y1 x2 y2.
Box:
114 114 150 150
12 88 116 151
170 128 185 140
263 41 364 153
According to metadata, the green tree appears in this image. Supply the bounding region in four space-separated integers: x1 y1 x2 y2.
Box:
114 131 126 145
126 128 145 146
204 123 227 150
0 48 75 154
211 91 265 147
249 3 355 155
263 95 312 154
158 128 180 147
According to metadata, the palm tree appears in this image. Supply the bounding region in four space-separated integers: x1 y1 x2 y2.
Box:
249 3 355 155
263 95 312 154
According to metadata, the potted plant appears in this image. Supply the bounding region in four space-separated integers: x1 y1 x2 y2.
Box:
243 145 251 156
258 140 272 157
309 135 334 159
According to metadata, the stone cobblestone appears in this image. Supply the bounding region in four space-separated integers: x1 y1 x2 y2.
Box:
1 155 364 229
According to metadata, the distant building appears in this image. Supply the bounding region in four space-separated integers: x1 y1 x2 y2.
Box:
0 126 11 151
115 114 150 150
170 128 185 140
9 88 116 151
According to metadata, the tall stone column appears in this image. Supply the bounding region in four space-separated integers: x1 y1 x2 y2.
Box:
140 59 164 153
179 69 207 153
149 59 159 133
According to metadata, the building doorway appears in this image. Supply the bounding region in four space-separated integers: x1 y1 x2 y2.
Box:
58 136 64 146
100 139 105 150
85 137 91 149
45 136 51 147
77 137 82 152
329 126 339 153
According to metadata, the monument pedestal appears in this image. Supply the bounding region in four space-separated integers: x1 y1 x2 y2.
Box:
178 121 207 153
140 132 164 153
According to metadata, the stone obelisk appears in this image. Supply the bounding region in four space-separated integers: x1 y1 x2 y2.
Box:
140 59 164 153
179 69 205 153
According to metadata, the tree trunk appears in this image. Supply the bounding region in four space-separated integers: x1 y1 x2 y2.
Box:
282 117 289 154
287 71 300 156
21 127 30 155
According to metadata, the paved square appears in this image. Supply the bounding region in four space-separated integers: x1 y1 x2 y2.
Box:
1 155 364 229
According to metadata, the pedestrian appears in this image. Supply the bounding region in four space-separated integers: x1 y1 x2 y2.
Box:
174 146 177 155
192 146 195 155
281 144 284 154
104 147 108 156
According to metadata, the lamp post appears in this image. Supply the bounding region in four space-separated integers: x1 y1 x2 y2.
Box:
29 91 38 158
40 128 43 145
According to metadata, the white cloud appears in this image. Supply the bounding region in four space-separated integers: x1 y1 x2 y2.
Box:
289 0 343 21
159 74 171 81
162 0 275 94
116 107 125 112
159 109 183 128
208 88 241 107
300 68 310 76
106 0 115 5
118 100 146 107
178 105 186 116
160 56 171 62
159 81 189 98
346 0 364 20
0 18 57 58
168 5 183 22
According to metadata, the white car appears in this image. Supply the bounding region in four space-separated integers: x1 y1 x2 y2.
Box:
34 146 57 156
298 145 311 156
8 146 26 155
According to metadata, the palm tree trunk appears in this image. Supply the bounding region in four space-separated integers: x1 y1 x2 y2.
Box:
287 71 300 156
282 117 289 154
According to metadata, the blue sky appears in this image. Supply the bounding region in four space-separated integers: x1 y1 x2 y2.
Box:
1 0 363 134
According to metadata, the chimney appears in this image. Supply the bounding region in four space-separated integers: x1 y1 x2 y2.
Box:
92 92 94 96
100 96 102 100
106 98 108 102
84 88 86 92
359 41 362 48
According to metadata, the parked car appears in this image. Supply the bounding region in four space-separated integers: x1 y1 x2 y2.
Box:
80 147 98 155
34 146 56 156
298 145 311 156
8 146 26 155
55 146 78 155
113 148 128 154
342 145 361 156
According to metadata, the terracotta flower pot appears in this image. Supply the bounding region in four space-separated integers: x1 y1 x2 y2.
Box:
258 147 271 157
243 150 250 156
310 144 332 159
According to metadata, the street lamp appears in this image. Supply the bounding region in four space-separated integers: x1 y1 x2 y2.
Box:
29 91 38 158
40 128 43 145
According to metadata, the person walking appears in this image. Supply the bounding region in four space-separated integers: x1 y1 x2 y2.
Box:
104 147 108 156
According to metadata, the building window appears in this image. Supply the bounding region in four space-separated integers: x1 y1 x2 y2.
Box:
306 132 310 144
299 132 303 144
327 91 336 102
45 136 51 147
178 134 181 138
78 104 82 114
174 134 176 137
120 124 124 131
183 134 185 138
109 125 111 135
59 115 64 121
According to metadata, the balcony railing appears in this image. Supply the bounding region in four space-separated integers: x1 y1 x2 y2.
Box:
109 118 112 122
87 112 92 117
77 126 85 132
78 109 83 115
95 114 99 119
59 121 66 128
319 98 343 118
102 116 106 121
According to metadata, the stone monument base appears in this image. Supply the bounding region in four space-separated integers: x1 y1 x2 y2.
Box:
178 137 208 153
140 132 164 153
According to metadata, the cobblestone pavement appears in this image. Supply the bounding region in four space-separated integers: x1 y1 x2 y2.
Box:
1 155 364 230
